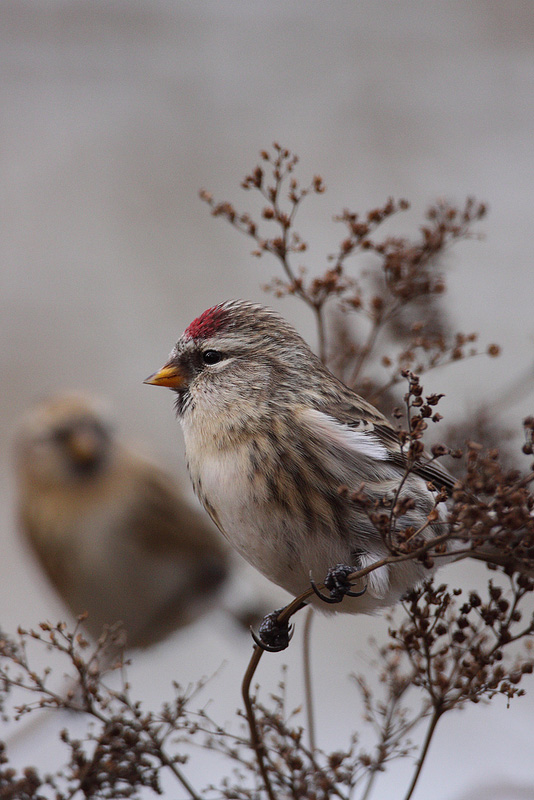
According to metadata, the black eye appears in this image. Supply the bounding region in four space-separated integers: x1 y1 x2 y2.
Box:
202 350 223 365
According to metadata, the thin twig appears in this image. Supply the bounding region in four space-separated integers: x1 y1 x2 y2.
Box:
349 317 384 386
402 708 443 800
302 606 316 753
241 645 276 800
313 304 327 364
369 349 491 404
156 747 204 800
358 664 432 800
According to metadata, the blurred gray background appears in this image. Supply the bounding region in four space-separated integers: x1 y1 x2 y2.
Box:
1 2 534 798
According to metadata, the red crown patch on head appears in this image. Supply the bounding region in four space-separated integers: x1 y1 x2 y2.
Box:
184 304 230 340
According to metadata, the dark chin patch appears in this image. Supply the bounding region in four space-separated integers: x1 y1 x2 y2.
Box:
174 390 191 417
71 454 106 479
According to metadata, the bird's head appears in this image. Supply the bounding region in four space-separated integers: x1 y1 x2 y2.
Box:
145 300 321 417
15 394 114 488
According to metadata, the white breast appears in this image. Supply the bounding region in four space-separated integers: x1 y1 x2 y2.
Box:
179 406 433 615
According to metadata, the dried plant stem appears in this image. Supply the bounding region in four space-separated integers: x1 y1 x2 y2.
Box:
358 748 384 799
359 689 411 800
313 304 327 364
349 317 384 386
156 748 203 800
349 300 401 387
369 349 489 404
239 539 461 798
345 530 453 583
276 249 328 362
402 708 443 800
302 605 317 752
241 645 276 800
242 595 313 798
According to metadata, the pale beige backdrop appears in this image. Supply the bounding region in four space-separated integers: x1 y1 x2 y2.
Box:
1 2 534 798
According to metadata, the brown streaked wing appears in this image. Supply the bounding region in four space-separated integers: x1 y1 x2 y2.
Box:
320 397 457 494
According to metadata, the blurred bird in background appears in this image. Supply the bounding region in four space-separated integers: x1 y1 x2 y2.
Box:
14 393 232 652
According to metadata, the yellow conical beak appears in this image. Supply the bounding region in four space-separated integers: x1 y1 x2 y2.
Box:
144 363 186 389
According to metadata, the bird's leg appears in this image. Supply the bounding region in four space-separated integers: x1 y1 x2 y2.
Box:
251 603 305 652
310 564 367 604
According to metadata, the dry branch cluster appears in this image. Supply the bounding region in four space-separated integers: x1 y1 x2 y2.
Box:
2 144 533 800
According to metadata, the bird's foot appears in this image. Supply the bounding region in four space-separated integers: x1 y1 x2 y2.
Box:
310 563 367 604
251 607 294 652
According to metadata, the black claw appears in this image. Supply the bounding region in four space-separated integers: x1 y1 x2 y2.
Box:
344 585 368 598
310 564 367 604
310 574 341 603
251 608 294 652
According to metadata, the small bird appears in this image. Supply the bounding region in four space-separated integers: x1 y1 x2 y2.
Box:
145 300 455 627
14 394 231 650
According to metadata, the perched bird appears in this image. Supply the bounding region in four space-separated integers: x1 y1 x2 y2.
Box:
14 394 230 650
145 300 455 627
